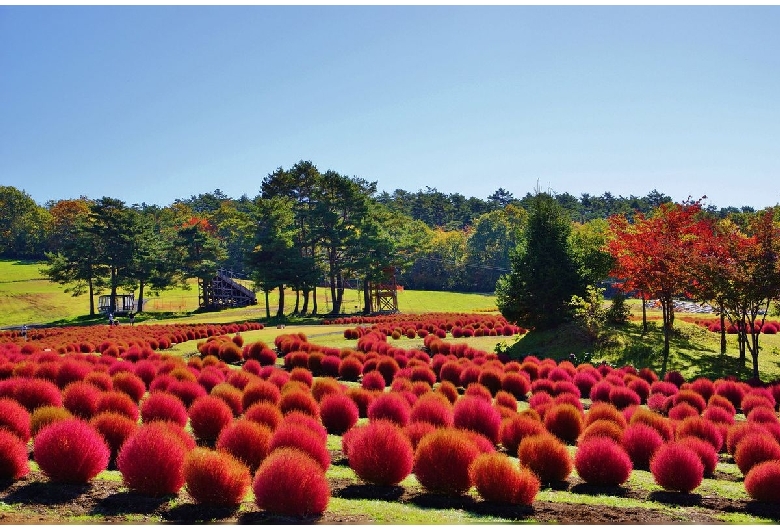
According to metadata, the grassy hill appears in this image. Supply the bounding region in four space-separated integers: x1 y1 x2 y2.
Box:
0 259 497 328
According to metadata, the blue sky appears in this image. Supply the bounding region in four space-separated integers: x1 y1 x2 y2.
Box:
2 6 779 210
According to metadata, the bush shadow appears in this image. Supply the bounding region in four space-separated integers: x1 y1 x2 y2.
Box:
408 492 477 511
570 483 629 497
647 491 702 506
3 480 91 505
744 501 780 522
237 511 322 524
334 484 404 501
163 502 241 522
468 500 535 521
90 491 169 516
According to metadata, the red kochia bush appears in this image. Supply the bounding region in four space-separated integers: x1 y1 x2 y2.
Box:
518 433 572 484
96 391 139 421
279 390 320 419
319 393 359 435
368 392 411 427
650 442 704 493
117 422 189 496
609 386 641 410
678 436 719 477
268 423 330 471
140 392 188 427
184 447 251 505
734 433 780 475
216 419 272 472
347 420 414 486
744 460 780 503
243 402 283 431
253 448 330 517
453 395 501 444
62 381 101 419
675 416 724 452
0 429 29 480
580 419 624 444
34 418 109 483
89 411 138 461
188 395 234 442
470 452 540 505
413 428 481 495
543 403 584 445
409 393 453 428
500 414 546 455
0 397 31 441
621 423 664 470
502 371 531 400
112 372 147 404
575 436 633 486
11 377 63 411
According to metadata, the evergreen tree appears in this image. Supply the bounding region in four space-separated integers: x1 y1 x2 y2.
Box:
496 192 585 330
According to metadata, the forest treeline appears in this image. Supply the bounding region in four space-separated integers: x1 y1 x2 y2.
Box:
0 161 767 303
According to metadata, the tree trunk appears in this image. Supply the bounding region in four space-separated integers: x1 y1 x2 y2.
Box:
277 285 285 318
110 267 118 314
88 277 95 316
333 272 344 314
301 288 310 314
641 294 647 334
660 297 672 377
293 289 300 314
137 280 145 313
312 286 318 315
264 290 270 319
719 303 726 355
363 278 372 314
329 273 338 314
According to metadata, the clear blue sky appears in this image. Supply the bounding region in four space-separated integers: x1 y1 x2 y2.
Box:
2 6 779 210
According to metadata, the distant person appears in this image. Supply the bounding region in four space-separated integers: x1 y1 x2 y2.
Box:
108 313 114 326
129 313 135 326
21 324 27 340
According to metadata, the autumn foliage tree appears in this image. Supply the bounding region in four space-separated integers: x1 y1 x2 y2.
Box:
608 201 715 375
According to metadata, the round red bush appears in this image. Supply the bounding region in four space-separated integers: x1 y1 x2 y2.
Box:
112 372 146 404
499 414 545 455
575 436 633 486
279 390 319 419
96 391 139 422
242 380 281 409
470 452 540 505
319 393 359 435
368 392 411 427
140 392 188 427
453 395 501 444
0 397 31 441
252 447 329 516
11 377 63 411
167 380 208 408
585 402 627 429
621 422 664 470
580 419 624 444
744 459 780 503
410 393 453 428
650 442 704 493
89 411 138 461
62 381 101 419
714 380 745 411
348 420 414 486
188 395 234 442
734 432 780 475
609 386 641 410
629 408 674 442
673 389 707 414
0 429 29 480
243 402 283 431
216 419 272 472
413 428 481 495
543 403 584 445
338 356 363 381
34 418 109 483
184 447 251 505
402 421 438 450
117 422 189 496
361 370 386 392
747 407 779 425
678 436 719 477
501 372 531 400
675 416 724 452
268 423 330 471
518 433 572 483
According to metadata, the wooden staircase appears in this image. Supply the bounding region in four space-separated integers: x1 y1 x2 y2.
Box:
199 269 257 309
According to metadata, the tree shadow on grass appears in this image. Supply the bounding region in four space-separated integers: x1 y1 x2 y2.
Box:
90 491 169 516
333 484 404 501
570 483 630 497
3 480 91 505
647 491 702 506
